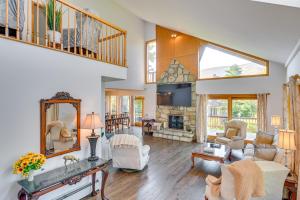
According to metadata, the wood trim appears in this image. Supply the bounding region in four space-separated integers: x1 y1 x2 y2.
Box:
145 39 156 84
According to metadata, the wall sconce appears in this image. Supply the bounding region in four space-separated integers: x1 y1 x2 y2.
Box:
171 33 177 38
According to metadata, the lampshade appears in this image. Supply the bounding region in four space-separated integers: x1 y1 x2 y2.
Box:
278 129 296 150
82 112 104 129
271 115 281 126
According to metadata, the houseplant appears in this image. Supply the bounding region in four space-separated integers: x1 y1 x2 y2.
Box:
13 152 46 181
47 0 62 43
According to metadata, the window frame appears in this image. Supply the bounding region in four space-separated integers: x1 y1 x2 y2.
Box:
145 39 157 84
207 94 258 137
198 43 269 80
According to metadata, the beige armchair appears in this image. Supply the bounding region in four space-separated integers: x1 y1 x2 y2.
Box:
215 120 247 150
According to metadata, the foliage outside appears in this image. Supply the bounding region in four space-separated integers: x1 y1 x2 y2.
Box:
225 64 243 77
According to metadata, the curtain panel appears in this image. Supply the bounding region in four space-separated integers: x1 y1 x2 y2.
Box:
196 94 207 143
257 93 268 132
286 75 300 176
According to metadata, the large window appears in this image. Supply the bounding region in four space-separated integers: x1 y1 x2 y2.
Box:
145 40 156 83
110 96 117 114
199 45 269 80
207 94 258 139
121 96 130 113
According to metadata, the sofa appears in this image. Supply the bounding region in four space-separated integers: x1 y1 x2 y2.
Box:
205 161 289 200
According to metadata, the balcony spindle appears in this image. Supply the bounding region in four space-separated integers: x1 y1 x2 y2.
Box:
105 25 108 62
85 15 88 57
80 12 82 55
53 0 56 48
91 18 94 58
27 0 31 41
45 0 48 46
74 11 77 54
16 0 20 39
36 0 40 45
5 0 8 36
67 8 70 52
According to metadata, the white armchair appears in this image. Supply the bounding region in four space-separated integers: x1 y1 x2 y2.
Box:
215 120 247 150
110 134 150 170
205 161 289 200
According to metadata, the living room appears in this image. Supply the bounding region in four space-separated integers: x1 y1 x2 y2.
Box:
0 0 300 200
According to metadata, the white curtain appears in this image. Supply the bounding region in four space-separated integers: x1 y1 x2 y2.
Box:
196 94 207 143
257 93 268 132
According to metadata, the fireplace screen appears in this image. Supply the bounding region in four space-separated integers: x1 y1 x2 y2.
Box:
168 115 184 129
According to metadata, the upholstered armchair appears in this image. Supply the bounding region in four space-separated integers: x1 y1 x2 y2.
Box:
205 161 289 200
110 134 150 170
215 120 247 150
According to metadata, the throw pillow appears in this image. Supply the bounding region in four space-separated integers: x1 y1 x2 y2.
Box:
254 145 277 161
226 128 238 139
255 131 274 145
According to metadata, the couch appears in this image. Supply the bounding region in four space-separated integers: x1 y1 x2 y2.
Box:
205 161 289 200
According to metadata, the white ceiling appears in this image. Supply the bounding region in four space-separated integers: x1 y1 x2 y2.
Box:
113 0 300 64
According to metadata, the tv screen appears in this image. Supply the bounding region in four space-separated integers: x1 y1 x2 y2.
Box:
157 83 192 107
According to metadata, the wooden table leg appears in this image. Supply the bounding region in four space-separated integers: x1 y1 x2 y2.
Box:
91 172 97 196
101 167 109 200
191 154 195 168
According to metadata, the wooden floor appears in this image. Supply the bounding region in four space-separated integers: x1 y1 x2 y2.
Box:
87 135 223 200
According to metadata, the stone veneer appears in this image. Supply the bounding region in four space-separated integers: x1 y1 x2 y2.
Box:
155 59 196 142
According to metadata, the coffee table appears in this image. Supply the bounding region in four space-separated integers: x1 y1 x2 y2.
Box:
191 143 228 167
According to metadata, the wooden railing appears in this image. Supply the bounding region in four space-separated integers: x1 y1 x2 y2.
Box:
208 115 257 133
0 0 127 67
147 71 156 83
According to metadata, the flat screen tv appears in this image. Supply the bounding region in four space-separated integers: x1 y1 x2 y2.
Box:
157 83 192 107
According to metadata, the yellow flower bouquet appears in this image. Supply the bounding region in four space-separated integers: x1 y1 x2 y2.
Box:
13 152 46 178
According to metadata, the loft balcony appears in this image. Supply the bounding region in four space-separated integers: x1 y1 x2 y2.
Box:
0 0 127 67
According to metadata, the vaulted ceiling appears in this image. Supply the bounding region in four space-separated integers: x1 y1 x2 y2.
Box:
113 0 300 65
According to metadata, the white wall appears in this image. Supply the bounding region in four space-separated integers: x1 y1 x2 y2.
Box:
0 38 126 199
287 51 300 78
196 61 286 131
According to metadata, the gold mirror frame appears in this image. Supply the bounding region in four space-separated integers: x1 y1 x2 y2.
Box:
40 92 81 158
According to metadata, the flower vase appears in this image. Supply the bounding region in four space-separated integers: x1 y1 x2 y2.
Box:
27 171 34 182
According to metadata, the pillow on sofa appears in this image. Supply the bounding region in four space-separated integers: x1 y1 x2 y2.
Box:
226 128 238 139
256 131 274 145
254 146 277 161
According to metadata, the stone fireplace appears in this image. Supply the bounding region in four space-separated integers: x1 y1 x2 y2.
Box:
154 59 196 142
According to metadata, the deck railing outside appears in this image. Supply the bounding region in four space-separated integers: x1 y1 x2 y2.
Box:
208 115 257 134
0 0 127 66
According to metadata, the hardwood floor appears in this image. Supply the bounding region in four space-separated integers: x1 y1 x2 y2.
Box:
87 135 223 200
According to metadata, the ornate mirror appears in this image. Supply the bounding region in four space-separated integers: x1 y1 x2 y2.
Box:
40 92 81 158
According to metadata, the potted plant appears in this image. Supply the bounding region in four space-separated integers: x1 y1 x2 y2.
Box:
13 152 46 181
47 0 62 43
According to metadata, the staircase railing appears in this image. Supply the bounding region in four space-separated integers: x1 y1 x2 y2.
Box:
0 0 127 67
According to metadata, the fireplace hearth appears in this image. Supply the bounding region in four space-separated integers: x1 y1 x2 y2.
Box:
168 115 184 129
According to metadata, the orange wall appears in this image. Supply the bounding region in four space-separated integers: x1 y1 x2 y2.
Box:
156 25 208 80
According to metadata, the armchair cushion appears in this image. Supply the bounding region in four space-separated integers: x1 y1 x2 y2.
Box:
256 131 274 145
215 137 231 144
226 128 239 139
255 146 277 161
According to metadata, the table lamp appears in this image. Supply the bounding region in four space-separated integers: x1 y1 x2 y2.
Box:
82 112 104 161
271 115 281 135
277 129 296 168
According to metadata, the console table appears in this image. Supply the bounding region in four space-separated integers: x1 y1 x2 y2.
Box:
17 158 109 200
